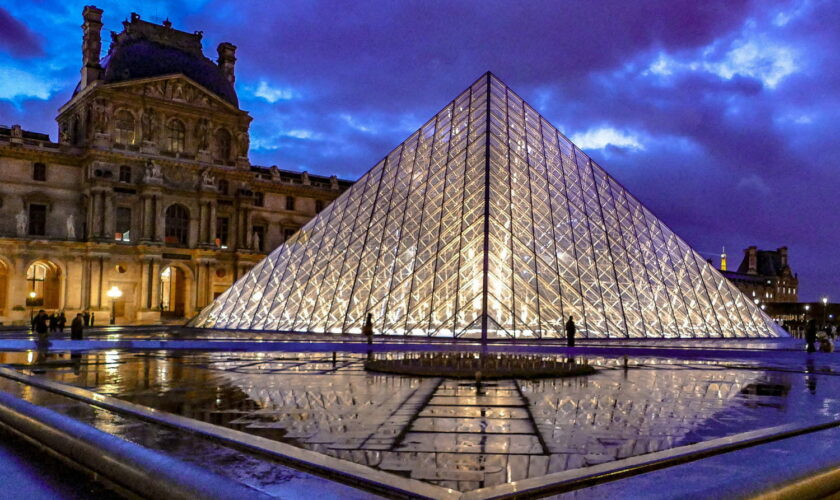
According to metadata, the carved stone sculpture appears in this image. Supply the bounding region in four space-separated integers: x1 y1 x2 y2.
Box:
66 214 76 239
238 132 249 157
145 159 163 181
93 98 110 133
16 209 27 236
201 168 215 187
141 107 158 142
195 118 210 150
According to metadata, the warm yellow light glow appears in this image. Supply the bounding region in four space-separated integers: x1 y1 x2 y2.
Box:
28 291 36 299
106 285 123 299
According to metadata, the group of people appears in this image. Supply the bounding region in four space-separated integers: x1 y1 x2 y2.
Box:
31 310 87 340
804 319 834 353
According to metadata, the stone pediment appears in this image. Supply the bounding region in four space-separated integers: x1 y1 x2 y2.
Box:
105 74 241 113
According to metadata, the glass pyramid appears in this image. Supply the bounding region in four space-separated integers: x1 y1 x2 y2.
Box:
191 73 786 339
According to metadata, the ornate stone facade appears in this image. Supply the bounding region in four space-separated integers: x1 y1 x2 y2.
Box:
0 8 351 325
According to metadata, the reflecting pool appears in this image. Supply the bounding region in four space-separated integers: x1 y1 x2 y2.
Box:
2 350 839 492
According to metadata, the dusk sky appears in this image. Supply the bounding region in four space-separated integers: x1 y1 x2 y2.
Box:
0 1 837 301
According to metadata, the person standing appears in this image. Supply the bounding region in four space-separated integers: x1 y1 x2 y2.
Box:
90 312 95 326
362 313 374 345
806 319 818 353
71 313 84 340
83 310 90 327
48 312 58 333
565 315 576 347
33 310 49 339
57 311 67 333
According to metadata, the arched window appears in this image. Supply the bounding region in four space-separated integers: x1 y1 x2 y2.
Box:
167 119 185 153
114 110 136 145
164 204 190 245
213 128 231 163
26 260 61 309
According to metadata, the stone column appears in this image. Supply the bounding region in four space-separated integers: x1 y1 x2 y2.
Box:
103 192 114 240
198 202 208 245
154 195 165 242
141 195 153 241
150 259 161 310
208 201 217 245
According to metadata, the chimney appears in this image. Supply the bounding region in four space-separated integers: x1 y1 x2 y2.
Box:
80 5 104 89
746 246 758 275
778 246 788 268
217 42 237 84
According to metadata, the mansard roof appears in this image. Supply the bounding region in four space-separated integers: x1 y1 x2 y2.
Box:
75 16 238 106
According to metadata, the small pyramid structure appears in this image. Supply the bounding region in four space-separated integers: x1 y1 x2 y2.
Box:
191 73 786 339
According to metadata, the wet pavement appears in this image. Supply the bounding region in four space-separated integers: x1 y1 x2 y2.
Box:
2 346 838 494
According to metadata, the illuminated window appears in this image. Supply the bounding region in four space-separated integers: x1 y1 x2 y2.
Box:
114 110 136 145
115 207 131 241
167 119 185 153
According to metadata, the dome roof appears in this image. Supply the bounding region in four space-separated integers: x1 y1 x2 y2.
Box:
101 38 238 106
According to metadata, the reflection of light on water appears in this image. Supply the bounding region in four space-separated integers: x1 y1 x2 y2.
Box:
105 350 120 377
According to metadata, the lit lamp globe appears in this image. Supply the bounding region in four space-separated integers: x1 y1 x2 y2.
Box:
28 291 36 299
106 286 122 325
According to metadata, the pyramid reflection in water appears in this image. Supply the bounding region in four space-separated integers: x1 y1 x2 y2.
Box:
191 73 785 339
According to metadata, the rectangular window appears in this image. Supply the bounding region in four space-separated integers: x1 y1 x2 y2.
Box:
216 216 229 249
254 192 264 207
315 199 324 214
28 204 46 236
115 207 131 241
285 196 295 211
252 225 266 251
33 163 46 181
119 165 132 183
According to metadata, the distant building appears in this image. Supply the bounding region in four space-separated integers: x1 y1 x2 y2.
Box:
0 8 352 325
721 246 798 305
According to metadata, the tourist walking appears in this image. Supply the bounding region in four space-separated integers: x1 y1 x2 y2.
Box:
806 319 817 353
57 311 67 333
70 313 84 340
565 315 576 347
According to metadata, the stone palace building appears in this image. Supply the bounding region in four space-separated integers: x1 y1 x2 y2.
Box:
0 7 351 325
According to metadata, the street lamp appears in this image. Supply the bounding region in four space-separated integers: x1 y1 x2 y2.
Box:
822 296 829 326
106 286 123 325
28 291 36 324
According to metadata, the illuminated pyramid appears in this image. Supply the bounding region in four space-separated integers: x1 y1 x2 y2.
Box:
191 73 786 339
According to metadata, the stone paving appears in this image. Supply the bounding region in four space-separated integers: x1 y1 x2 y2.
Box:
2 344 837 493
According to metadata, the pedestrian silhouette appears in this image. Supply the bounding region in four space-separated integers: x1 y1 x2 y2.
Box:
71 313 84 340
565 315 576 347
58 311 67 333
806 319 817 353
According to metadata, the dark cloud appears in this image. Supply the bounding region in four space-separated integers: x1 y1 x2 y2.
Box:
2 0 838 300
0 8 43 57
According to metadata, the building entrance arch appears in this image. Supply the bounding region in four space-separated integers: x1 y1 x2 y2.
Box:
160 264 191 318
26 260 62 310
